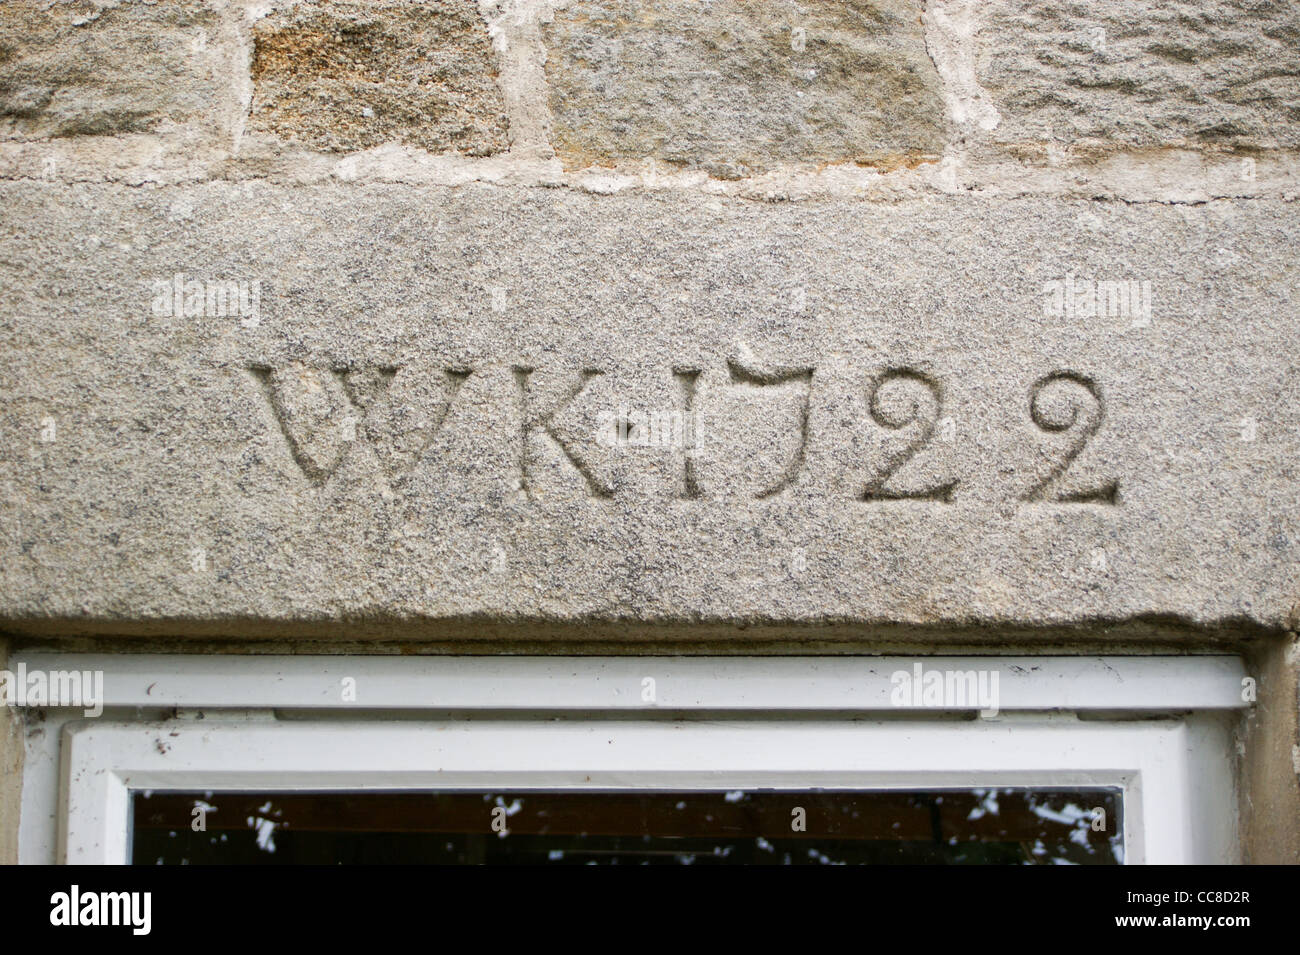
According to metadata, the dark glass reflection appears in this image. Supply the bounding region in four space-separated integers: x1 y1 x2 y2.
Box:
132 789 1123 865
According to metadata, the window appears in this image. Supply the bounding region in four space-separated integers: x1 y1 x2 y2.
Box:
131 789 1125 865
14 654 1245 865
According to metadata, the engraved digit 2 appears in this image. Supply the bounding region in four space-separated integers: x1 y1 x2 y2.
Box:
1022 371 1117 504
861 369 956 502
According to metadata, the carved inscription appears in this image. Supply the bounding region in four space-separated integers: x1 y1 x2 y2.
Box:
724 357 813 499
514 367 612 499
673 368 702 500
861 369 957 503
248 361 1118 505
249 364 468 487
1021 372 1118 505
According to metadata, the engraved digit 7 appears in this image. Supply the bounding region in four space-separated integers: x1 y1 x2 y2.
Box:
1021 371 1118 504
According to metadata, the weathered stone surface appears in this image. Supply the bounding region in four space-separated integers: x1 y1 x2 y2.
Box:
541 0 947 178
0 184 1297 638
249 0 510 156
0 0 228 141
977 0 1300 152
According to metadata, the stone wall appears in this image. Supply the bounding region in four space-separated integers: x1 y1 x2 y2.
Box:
0 0 1296 196
0 0 1297 859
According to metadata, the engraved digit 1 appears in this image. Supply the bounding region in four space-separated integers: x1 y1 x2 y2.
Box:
861 369 956 502
1021 371 1118 504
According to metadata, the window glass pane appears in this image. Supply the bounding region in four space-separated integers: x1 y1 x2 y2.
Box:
132 789 1123 865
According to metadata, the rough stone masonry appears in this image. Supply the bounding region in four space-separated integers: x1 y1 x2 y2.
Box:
0 0 1298 854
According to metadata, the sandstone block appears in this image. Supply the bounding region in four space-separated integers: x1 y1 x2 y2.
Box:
249 0 510 156
976 0 1300 152
542 0 947 178
0 185 1296 638
0 0 228 141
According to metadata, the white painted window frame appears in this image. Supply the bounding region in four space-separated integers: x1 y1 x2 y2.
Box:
13 654 1247 865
